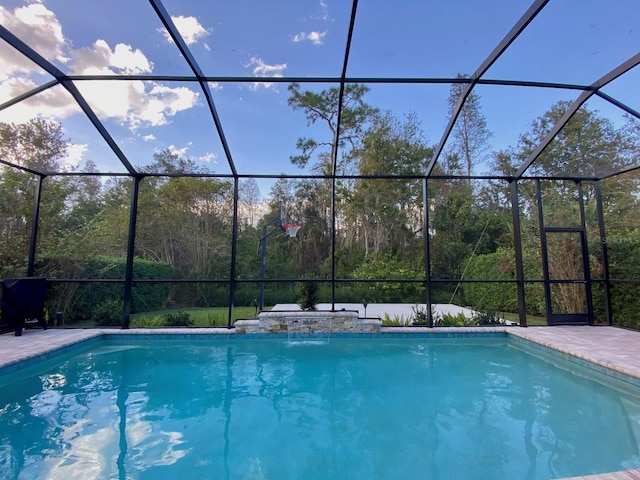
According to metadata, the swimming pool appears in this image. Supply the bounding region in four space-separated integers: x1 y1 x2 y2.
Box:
1 335 639 480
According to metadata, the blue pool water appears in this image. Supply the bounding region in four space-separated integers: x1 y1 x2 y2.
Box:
1 337 640 480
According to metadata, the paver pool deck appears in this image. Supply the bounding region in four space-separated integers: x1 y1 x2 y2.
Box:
1 325 639 480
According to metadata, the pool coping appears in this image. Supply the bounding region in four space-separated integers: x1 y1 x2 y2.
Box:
1 326 640 383
1 326 640 479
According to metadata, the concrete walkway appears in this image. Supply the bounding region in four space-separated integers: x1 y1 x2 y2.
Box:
273 302 478 319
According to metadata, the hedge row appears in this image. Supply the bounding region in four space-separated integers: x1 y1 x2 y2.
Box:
464 231 640 329
43 256 173 323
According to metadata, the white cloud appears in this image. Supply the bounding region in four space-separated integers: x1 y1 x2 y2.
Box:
0 4 66 81
0 5 200 132
319 0 329 21
70 76 198 131
71 39 152 75
0 75 36 105
160 15 211 46
0 3 82 123
246 57 287 91
0 4 68 70
160 145 217 164
167 144 189 157
199 152 218 163
142 134 156 142
248 57 287 76
61 143 87 169
71 40 198 129
292 31 327 45
144 85 198 119
111 43 153 74
303 0 329 22
75 80 140 120
0 80 81 123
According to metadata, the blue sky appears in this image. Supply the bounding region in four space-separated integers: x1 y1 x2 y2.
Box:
0 0 638 191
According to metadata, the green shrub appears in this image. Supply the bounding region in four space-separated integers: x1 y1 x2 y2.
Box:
382 313 411 326
439 311 478 326
92 299 123 326
57 256 173 322
411 305 433 325
206 312 226 326
296 281 318 311
475 310 502 325
130 315 166 327
464 247 545 316
592 230 640 330
349 254 422 303
164 310 193 326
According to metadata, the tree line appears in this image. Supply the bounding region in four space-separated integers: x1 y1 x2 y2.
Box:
0 82 638 328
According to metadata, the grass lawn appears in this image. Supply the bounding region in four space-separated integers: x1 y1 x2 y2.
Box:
130 306 263 327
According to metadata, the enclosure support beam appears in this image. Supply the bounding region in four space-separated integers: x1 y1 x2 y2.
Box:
257 212 284 312
424 0 550 177
330 0 359 178
514 53 640 179
595 91 640 122
577 182 594 325
227 178 240 328
536 180 552 323
595 181 613 325
149 0 238 177
27 175 44 277
329 0 359 310
510 181 527 327
331 178 337 310
423 178 434 327
599 163 640 181
0 25 137 175
122 176 141 329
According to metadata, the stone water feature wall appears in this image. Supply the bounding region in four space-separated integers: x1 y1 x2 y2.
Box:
234 310 381 334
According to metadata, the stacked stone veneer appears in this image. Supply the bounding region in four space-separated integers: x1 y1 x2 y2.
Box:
234 310 381 334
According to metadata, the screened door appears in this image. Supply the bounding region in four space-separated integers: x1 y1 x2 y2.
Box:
542 228 592 325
